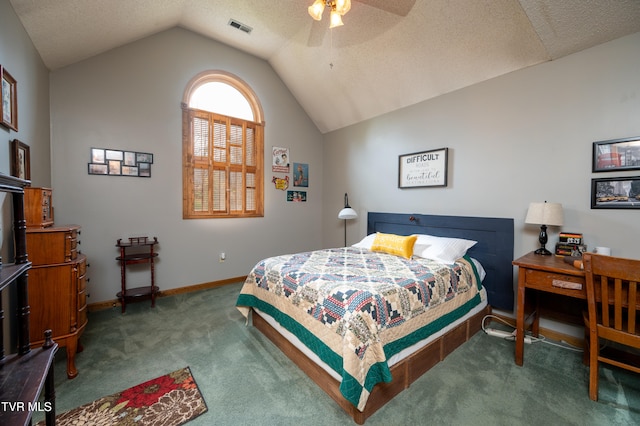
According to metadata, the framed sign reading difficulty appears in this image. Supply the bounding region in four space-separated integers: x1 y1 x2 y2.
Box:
398 148 448 188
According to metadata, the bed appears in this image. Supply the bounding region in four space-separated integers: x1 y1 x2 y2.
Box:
236 212 514 424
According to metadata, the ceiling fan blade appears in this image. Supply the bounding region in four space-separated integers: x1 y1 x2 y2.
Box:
356 0 416 16
307 18 326 47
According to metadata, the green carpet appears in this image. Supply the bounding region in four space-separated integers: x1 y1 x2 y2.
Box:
34 282 640 425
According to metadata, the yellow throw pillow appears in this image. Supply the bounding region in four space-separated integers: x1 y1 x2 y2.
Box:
370 233 417 259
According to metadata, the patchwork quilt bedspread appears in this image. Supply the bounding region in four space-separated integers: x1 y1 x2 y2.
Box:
236 247 483 411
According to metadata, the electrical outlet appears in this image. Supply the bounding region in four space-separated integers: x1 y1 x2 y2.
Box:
219 252 226 262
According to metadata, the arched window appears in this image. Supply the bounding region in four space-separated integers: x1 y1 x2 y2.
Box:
182 71 264 218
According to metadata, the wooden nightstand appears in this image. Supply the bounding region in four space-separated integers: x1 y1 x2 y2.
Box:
512 251 586 366
116 237 159 313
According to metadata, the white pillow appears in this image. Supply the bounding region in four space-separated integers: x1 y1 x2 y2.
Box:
413 234 477 264
352 233 377 249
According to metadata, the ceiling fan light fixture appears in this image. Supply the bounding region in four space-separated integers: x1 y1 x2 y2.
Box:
329 9 344 28
334 0 351 16
308 0 325 21
308 0 350 27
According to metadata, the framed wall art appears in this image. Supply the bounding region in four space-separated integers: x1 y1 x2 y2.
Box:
293 162 308 187
287 190 306 202
592 136 640 172
1 65 18 131
591 176 640 209
272 146 290 173
398 148 448 188
88 148 153 177
10 139 30 180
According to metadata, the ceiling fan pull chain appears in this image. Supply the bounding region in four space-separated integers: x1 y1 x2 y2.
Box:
329 27 334 69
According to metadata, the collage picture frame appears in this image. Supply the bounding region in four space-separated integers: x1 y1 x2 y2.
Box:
89 148 154 178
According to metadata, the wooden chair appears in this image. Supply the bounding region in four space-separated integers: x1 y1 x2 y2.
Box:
582 252 640 401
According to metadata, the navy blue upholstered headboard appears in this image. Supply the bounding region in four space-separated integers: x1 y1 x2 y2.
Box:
367 212 514 311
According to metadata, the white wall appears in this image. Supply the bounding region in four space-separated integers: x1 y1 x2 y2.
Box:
322 32 640 271
50 28 324 303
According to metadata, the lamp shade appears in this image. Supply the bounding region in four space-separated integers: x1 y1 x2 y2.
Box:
525 202 564 226
329 9 344 28
338 207 357 220
308 0 325 20
334 0 351 15
338 192 357 220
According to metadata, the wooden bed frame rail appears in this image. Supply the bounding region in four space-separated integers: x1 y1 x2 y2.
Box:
252 304 491 424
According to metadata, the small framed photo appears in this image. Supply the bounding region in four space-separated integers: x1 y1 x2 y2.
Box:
10 139 30 180
591 176 640 209
287 190 306 202
91 148 106 164
124 151 136 166
399 148 448 188
106 149 124 161
136 152 153 164
1 66 18 131
122 166 139 176
88 163 108 175
293 162 309 187
592 136 640 172
108 160 122 175
139 162 151 177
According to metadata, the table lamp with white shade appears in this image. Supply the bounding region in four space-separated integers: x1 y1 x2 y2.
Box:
525 201 564 255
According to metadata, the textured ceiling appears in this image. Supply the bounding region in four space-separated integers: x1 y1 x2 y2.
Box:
10 0 640 133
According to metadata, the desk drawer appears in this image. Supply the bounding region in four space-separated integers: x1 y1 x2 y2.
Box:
525 269 585 296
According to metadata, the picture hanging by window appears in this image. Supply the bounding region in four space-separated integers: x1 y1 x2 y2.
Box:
293 163 309 187
287 190 306 202
88 148 153 177
272 146 289 173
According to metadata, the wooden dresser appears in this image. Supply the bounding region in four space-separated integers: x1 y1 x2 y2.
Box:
0 175 57 426
25 187 88 379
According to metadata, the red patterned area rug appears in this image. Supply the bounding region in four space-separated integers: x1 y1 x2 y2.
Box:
37 367 207 426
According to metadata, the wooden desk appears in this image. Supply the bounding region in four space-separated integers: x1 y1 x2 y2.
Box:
513 252 586 366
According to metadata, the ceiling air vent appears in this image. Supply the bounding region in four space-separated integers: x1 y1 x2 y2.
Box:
228 19 253 34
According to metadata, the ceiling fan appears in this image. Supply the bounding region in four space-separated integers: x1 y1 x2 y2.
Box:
308 0 352 29
306 0 416 46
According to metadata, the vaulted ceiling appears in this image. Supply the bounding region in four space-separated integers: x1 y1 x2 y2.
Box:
10 0 640 133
